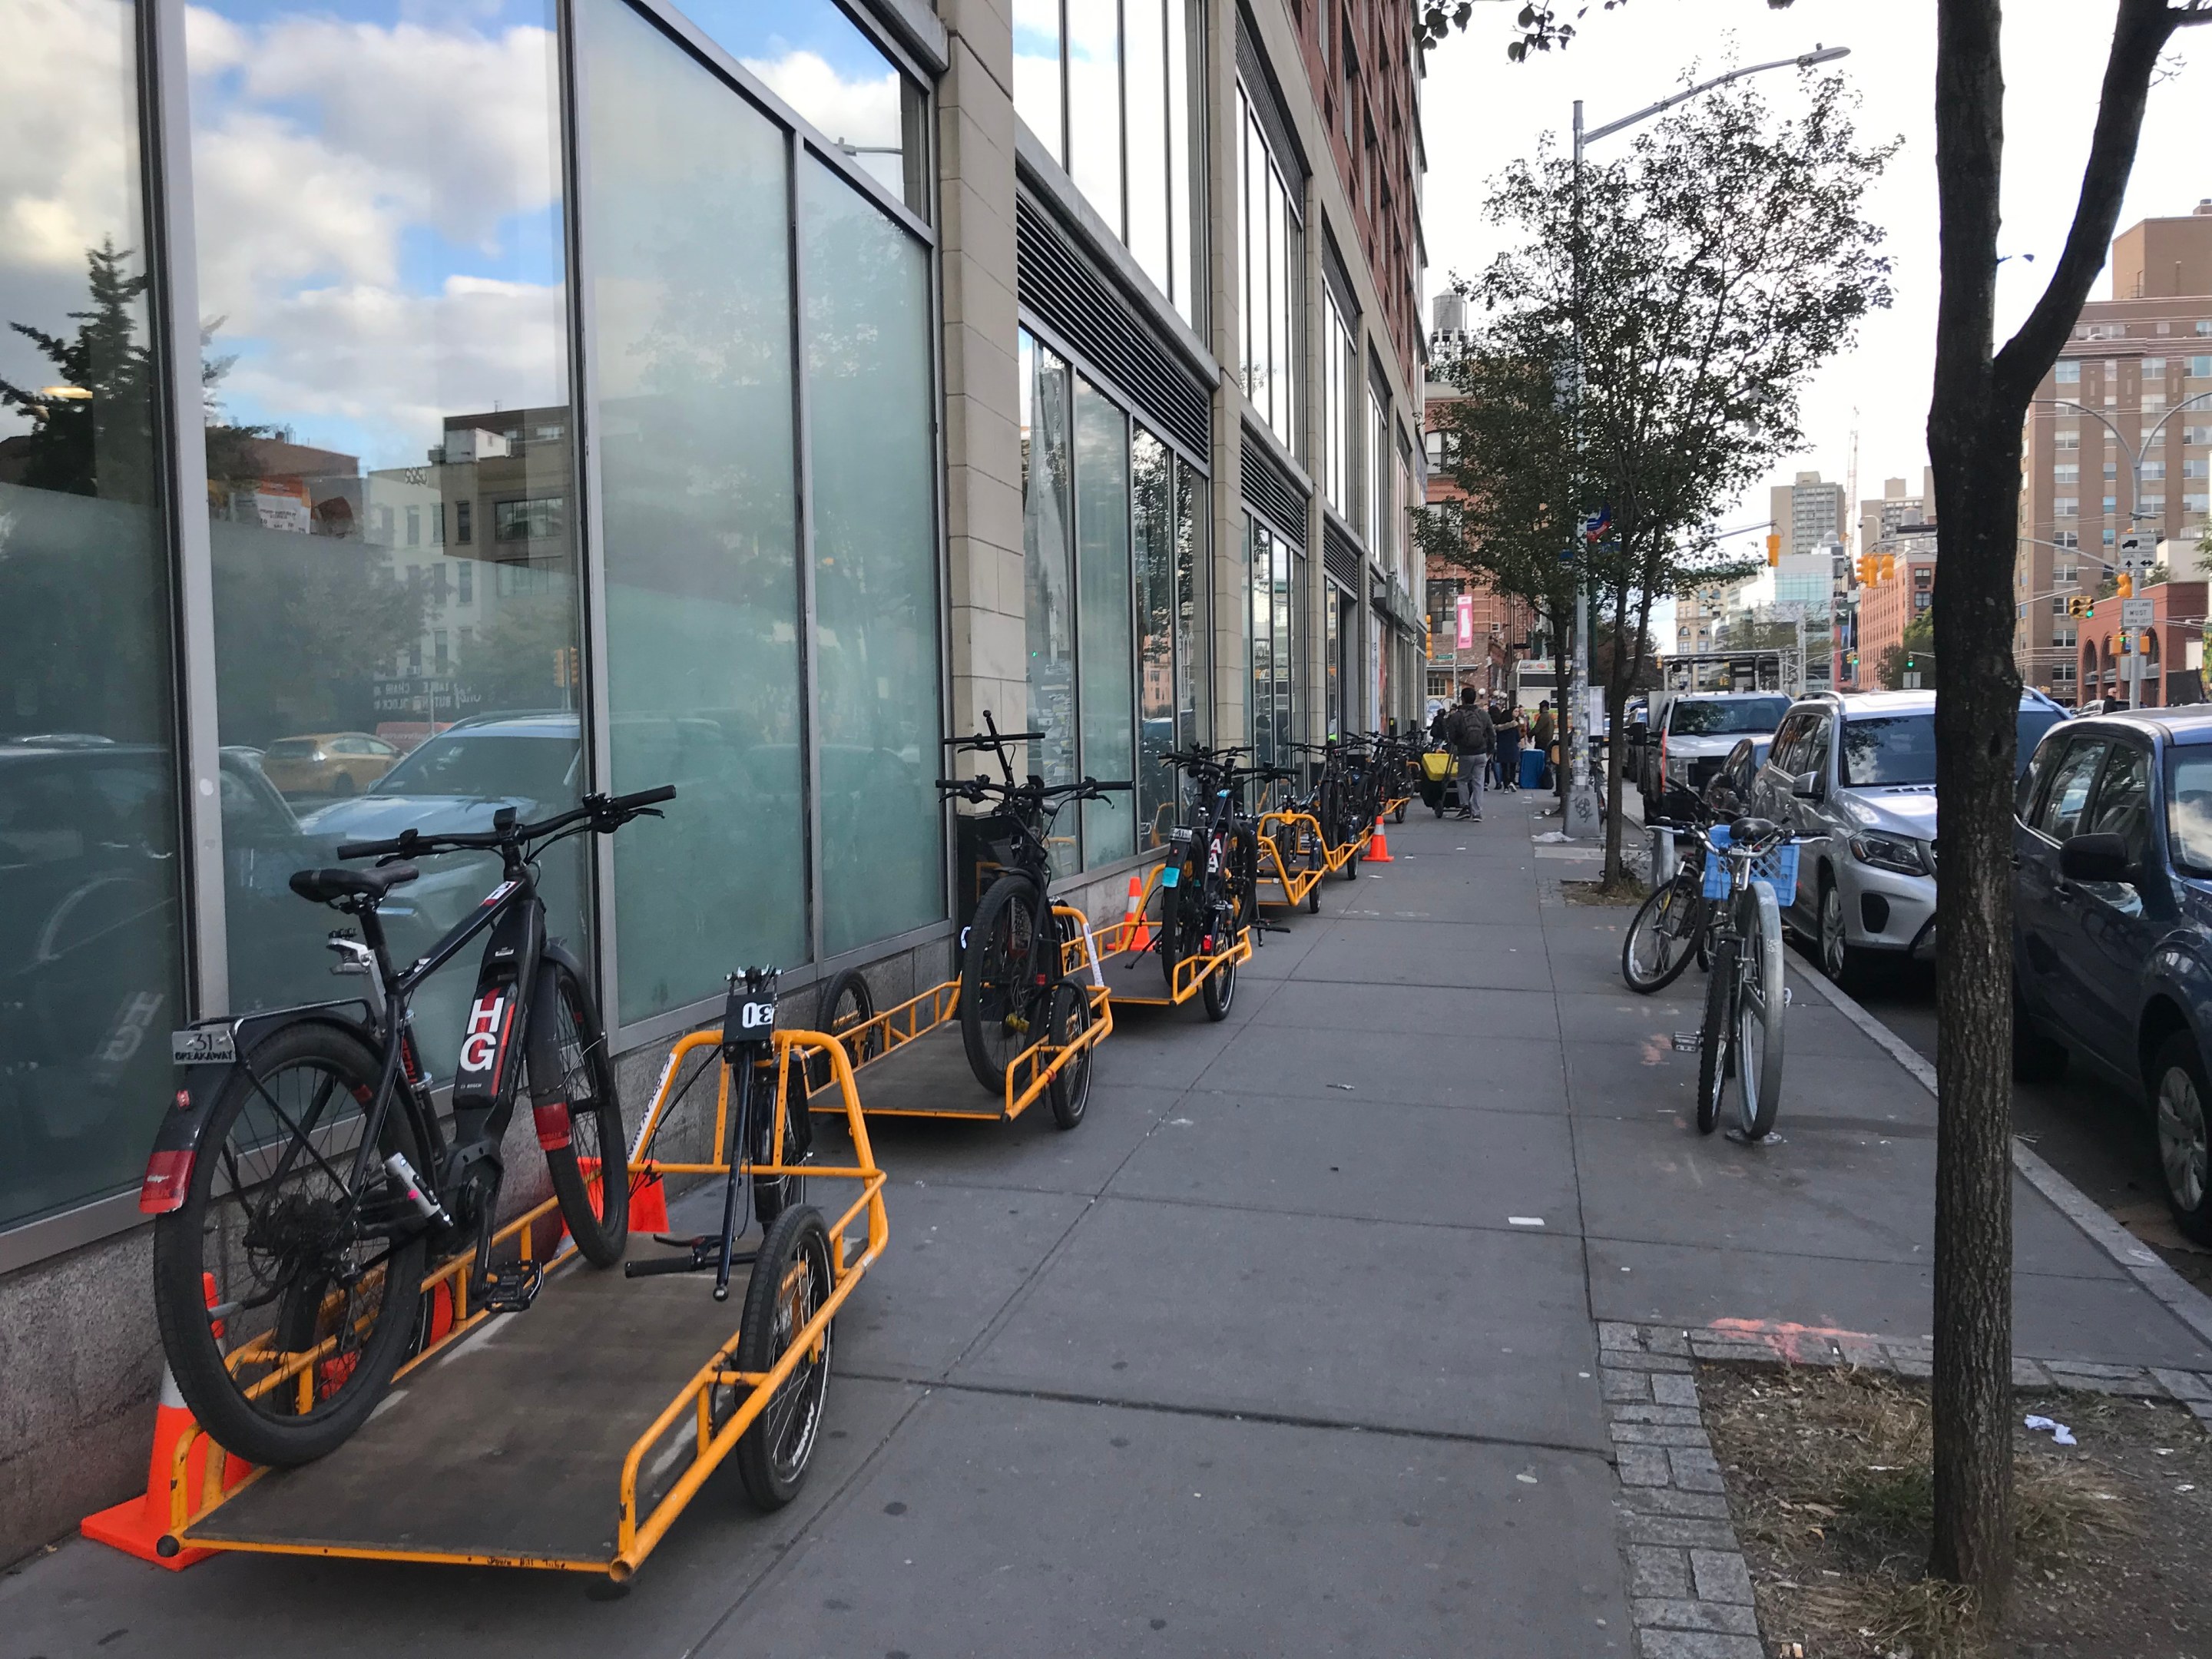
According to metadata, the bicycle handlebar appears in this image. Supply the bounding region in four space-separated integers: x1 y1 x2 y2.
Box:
336 784 676 863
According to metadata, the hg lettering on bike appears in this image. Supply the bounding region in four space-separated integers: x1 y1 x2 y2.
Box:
459 991 506 1075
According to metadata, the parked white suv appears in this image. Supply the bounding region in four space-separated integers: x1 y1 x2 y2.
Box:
1630 691 1794 818
1751 687 2068 984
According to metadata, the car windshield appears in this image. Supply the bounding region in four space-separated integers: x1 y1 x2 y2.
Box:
375 733 579 805
1839 707 2065 787
265 737 320 758
2169 752 2212 876
1668 697 1790 737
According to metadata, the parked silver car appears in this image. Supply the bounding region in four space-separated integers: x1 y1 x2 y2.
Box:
1753 687 2068 984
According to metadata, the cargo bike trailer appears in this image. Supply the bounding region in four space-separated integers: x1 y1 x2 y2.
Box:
151 978 887 1584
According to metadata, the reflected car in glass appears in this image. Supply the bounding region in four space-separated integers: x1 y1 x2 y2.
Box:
2012 707 2212 1243
259 731 402 798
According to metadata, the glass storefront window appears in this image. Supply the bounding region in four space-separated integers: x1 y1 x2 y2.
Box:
1134 429 1176 849
190 0 585 1075
1368 386 1389 551
679 0 929 214
581 0 806 1022
1020 333 1080 874
1247 519 1293 767
0 0 183 1229
1075 380 1135 865
802 155 945 956
1176 462 1209 746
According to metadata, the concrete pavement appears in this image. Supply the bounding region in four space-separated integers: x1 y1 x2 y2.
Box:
5 789 2205 1654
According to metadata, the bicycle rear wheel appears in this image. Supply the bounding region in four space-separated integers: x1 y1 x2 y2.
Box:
732 1204 833 1510
152 1022 429 1466
1044 980 1094 1129
1733 886 1786 1139
1621 876 1707 995
1695 938 1737 1136
541 965 629 1267
962 876 1043 1094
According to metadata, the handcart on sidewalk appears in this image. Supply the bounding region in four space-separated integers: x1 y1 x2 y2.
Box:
1253 802 1330 912
801 904 1112 1130
1088 857 1252 1021
148 978 888 1583
1417 747 1459 816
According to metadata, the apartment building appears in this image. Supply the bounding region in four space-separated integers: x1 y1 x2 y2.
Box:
2015 202 2212 700
0 0 1424 1558
1771 470 1846 559
1856 536 1939 683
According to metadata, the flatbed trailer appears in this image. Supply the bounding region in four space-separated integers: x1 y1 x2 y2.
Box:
157 1026 886 1582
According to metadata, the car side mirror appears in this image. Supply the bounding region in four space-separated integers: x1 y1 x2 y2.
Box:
1790 770 1823 800
2060 831 2132 883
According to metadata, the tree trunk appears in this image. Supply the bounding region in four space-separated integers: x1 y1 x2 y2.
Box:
1926 0 2016 1611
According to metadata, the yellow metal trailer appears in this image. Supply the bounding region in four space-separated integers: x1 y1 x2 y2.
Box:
1085 863 1253 1018
156 1027 886 1582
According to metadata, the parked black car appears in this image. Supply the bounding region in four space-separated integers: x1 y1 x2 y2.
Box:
2012 707 2212 1241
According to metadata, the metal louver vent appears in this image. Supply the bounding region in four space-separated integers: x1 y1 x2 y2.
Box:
1323 515 1363 594
1015 197 1210 460
1239 425 1308 548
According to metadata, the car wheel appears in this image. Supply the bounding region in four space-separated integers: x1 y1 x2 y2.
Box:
2151 1031 2212 1246
331 773 358 797
1817 872 1866 992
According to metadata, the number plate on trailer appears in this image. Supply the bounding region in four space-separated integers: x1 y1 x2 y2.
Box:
733 998 777 1032
173 1025 237 1065
1169 826 1194 845
1671 1033 1700 1052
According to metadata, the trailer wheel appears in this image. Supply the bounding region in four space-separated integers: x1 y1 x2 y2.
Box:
733 1205 834 1510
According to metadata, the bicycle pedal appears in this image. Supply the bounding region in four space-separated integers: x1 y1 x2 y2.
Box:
1671 1033 1700 1051
481 1262 545 1313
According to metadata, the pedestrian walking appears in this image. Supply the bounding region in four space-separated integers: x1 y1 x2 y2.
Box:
1495 705 1523 793
1440 687 1494 820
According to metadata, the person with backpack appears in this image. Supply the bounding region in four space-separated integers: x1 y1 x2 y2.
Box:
1440 687 1494 820
1495 705 1524 793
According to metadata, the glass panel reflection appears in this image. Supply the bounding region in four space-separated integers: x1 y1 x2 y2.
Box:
1013 0 1064 164
581 0 806 1021
188 0 584 1075
1124 0 1168 293
1066 0 1122 237
677 0 925 211
0 0 183 1228
1133 428 1175 850
1075 379 1134 866
801 156 944 955
1020 333 1079 874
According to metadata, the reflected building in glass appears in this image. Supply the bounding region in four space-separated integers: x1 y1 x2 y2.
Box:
0 0 1425 1558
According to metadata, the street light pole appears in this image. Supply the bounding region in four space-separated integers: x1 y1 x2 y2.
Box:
1560 44 1850 839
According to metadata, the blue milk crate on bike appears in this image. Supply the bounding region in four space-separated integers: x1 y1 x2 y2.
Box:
1700 824 1800 909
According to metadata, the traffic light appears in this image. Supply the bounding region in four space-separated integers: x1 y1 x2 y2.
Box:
1766 532 1782 567
2067 595 2087 618
1879 555 1896 581
1856 554 1876 584
2118 572 2134 598
2084 595 2097 619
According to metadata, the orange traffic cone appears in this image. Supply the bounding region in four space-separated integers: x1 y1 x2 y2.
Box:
82 1275 250 1568
1362 814 1394 863
1121 873 1152 953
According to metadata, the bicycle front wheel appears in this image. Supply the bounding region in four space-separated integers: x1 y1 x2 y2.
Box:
541 965 629 1267
1695 937 1737 1136
1621 876 1706 995
962 876 1044 1093
1733 885 1786 1139
152 1022 428 1466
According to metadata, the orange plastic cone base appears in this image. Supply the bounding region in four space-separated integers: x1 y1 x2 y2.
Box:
628 1168 670 1234
1362 816 1394 862
81 1368 250 1570
1121 873 1152 953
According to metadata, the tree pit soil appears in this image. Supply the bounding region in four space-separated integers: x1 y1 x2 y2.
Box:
1700 1363 2212 1657
1560 876 1647 906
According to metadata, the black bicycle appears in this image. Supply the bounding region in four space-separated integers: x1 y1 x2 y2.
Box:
146 785 674 1467
939 714 1128 1120
1158 745 1269 1019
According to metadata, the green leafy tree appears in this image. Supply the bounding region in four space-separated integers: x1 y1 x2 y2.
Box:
0 238 157 503
1876 610 1938 690
1425 0 2212 1611
1433 75 1891 880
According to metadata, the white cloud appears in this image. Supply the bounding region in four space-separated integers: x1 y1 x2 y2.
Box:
0 0 144 276
741 48 900 150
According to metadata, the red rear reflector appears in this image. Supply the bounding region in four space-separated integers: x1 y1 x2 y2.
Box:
533 1102 572 1150
139 1151 194 1214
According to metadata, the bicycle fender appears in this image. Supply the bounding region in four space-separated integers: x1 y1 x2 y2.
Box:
141 1003 378 1213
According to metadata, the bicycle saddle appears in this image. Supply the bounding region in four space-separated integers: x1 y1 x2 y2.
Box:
289 863 420 906
1726 817 1782 846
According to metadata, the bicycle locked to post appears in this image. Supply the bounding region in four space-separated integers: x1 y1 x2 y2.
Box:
144 784 675 1468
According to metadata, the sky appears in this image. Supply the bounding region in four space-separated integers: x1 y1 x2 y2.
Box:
1417 0 2212 628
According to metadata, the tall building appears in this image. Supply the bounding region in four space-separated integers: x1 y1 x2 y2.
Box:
1858 471 1937 558
0 0 1424 1558
1770 470 1846 560
1422 296 1532 703
2015 202 2212 701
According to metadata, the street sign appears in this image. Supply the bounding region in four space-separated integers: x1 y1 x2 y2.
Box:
2121 598 2154 628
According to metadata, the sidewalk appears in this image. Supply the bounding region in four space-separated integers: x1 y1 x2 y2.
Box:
5 790 2206 1654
